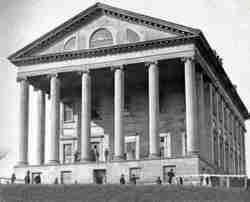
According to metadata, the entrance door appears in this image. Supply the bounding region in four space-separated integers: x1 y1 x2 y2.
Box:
61 171 72 184
93 169 106 184
90 142 100 161
31 172 42 184
163 165 176 183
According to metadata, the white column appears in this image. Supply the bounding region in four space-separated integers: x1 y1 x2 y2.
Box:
81 71 91 161
197 72 205 142
184 57 199 155
114 66 125 160
35 89 45 165
76 102 81 153
48 74 60 164
17 78 29 165
147 61 160 158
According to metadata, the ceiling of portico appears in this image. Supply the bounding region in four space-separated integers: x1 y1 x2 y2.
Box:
29 58 184 103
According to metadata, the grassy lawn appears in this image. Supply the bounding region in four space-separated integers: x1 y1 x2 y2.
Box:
0 184 249 202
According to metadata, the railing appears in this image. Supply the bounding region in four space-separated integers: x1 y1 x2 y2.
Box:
0 177 24 184
166 174 248 189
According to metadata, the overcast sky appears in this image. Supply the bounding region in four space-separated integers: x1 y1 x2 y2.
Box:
0 0 250 177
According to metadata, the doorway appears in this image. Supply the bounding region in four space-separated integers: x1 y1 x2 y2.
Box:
93 169 106 184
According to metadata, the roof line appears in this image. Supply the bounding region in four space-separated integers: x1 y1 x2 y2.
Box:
8 2 200 60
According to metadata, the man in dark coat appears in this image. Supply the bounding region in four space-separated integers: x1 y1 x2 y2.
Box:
24 170 30 184
120 174 126 184
167 169 175 184
130 174 137 185
11 173 16 184
34 174 41 184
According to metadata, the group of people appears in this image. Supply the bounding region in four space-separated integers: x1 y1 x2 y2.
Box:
11 171 41 184
119 168 176 185
119 174 137 185
10 168 177 185
24 171 41 184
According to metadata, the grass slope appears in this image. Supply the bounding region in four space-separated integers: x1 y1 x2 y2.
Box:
0 184 249 202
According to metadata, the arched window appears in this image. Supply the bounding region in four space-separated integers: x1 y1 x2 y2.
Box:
89 28 113 48
64 37 76 51
126 28 140 43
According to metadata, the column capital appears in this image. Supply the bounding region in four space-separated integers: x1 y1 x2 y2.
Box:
77 69 90 76
110 65 124 72
145 61 158 67
16 76 29 83
47 73 59 79
181 56 196 63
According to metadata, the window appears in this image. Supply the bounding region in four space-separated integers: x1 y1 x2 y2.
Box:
126 28 140 43
218 96 223 122
63 144 73 164
125 135 139 160
225 142 229 173
230 148 234 171
224 106 227 129
213 133 218 165
212 88 217 116
160 133 172 158
124 95 130 113
89 28 113 48
91 108 101 120
64 37 76 51
235 151 238 174
219 136 224 169
129 167 141 180
61 171 72 184
64 104 74 122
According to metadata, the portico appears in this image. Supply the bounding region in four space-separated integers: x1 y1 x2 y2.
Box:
17 55 199 165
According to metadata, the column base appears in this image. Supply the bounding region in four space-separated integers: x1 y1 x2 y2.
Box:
148 153 160 159
80 158 91 163
187 151 199 156
113 155 124 161
47 160 59 165
16 161 28 166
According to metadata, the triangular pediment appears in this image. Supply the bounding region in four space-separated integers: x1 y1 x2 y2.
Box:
8 2 200 60
36 15 180 56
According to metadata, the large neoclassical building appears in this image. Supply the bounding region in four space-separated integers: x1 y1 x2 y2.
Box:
9 3 248 184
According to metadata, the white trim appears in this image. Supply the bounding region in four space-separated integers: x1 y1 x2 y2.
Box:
18 44 195 77
87 26 117 49
63 35 78 51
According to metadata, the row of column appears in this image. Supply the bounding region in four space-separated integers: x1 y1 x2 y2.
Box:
17 57 198 165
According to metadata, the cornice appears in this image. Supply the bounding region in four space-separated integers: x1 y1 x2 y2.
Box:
11 36 196 66
194 35 249 120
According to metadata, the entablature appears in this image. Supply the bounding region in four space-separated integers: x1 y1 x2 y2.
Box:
16 43 195 78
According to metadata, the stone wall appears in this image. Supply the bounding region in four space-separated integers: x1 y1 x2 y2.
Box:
14 157 199 184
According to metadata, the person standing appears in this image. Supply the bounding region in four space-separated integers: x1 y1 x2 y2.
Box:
34 174 41 184
54 177 59 184
156 176 162 185
93 145 99 162
120 174 126 184
104 148 109 162
24 170 30 184
130 174 137 185
11 173 16 184
167 169 175 184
